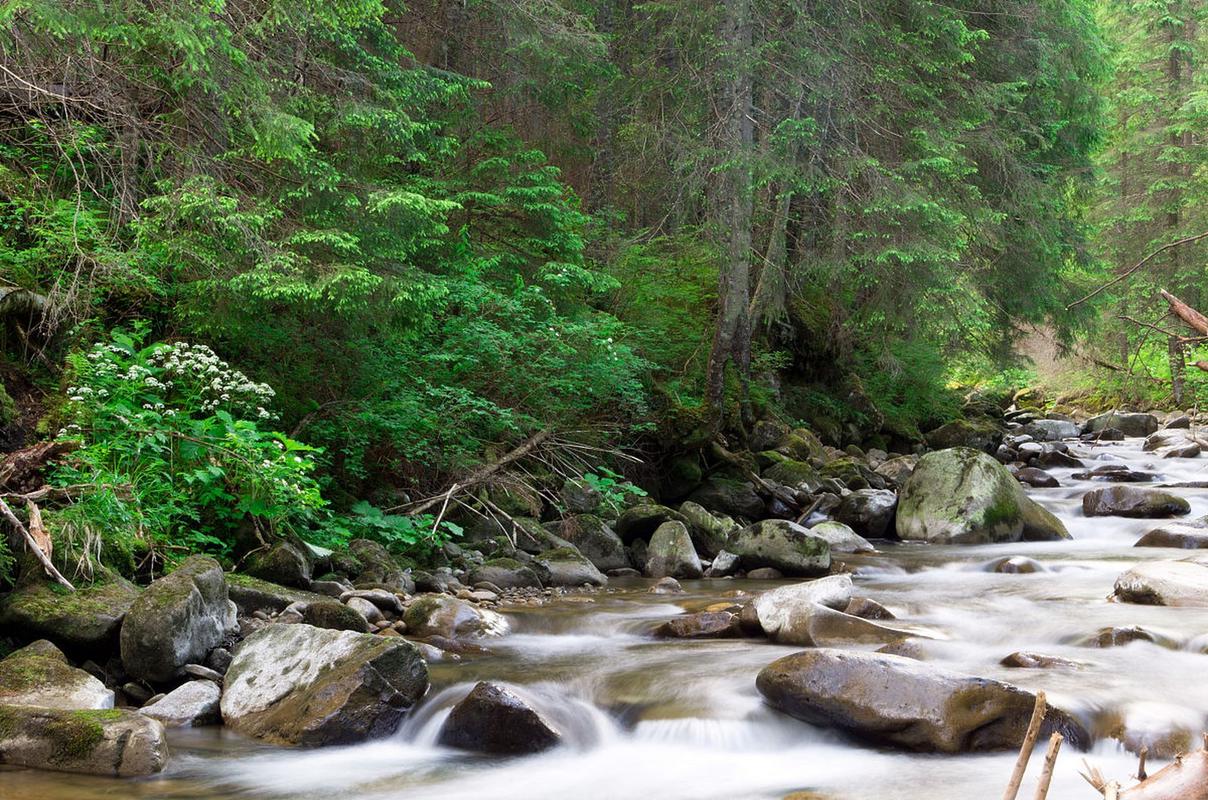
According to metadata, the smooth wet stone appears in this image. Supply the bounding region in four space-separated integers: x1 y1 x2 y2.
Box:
0 640 113 710
649 577 683 594
985 556 1046 574
746 567 785 579
1000 651 1087 670
0 579 140 651
1112 703 1200 758
221 623 428 745
896 448 1069 544
0 705 169 776
403 595 508 639
752 575 853 638
1143 429 1205 454
1135 518 1208 548
467 558 543 590
925 418 1003 453
553 515 629 571
138 680 221 727
677 501 739 558
437 681 561 755
807 521 875 554
1072 625 1174 648
756 649 1090 753
1082 486 1190 518
1072 464 1156 482
1022 419 1080 441
833 490 897 540
844 597 895 620
536 548 608 587
644 521 703 579
1113 556 1208 606
1015 467 1059 488
345 597 385 624
705 550 742 577
1085 411 1158 438
653 610 741 639
340 589 404 615
728 520 830 577
119 556 237 684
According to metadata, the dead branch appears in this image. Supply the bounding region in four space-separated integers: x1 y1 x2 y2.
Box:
0 496 73 589
1067 231 1208 310
1032 733 1063 800
0 441 80 493
1003 691 1048 800
709 438 800 509
0 483 132 503
400 428 553 515
1161 289 1208 336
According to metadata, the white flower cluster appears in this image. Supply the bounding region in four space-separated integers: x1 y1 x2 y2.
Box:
145 342 277 417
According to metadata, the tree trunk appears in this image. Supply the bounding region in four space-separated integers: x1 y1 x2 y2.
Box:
705 0 754 431
1169 335 1185 407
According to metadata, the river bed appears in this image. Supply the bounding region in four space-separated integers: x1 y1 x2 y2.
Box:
5 436 1208 799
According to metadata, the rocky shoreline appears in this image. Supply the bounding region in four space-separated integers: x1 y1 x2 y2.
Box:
3 404 1208 783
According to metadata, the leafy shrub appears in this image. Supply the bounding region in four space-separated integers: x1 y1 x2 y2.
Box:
581 466 647 515
315 501 462 556
50 330 325 576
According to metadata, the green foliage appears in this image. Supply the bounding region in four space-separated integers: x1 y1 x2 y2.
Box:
51 330 325 574
315 501 461 555
581 467 647 515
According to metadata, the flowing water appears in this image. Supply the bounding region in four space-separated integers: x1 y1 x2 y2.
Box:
7 437 1208 799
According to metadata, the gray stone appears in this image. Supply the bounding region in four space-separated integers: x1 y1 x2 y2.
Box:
560 478 602 514
808 521 875 553
1082 486 1190 518
402 595 508 639
644 521 703 579
677 501 739 558
553 515 629 571
0 579 139 651
437 681 560 754
0 640 113 710
536 548 607 587
834 489 897 539
1113 555 1208 606
687 477 766 519
119 556 236 683
0 705 168 776
138 680 221 727
728 520 830 577
615 504 688 543
1086 411 1159 438
247 539 312 588
1022 419 1080 441
467 559 543 590
221 623 429 745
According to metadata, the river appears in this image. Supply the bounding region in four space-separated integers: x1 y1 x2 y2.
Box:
5 436 1207 799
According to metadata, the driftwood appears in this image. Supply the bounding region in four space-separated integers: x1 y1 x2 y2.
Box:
1032 733 1063 800
402 428 553 516
0 495 73 589
709 438 800 509
1083 738 1208 800
1003 691 1048 800
0 440 79 493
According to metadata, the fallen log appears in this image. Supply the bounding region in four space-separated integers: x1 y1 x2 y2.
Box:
0 440 80 493
0 495 73 589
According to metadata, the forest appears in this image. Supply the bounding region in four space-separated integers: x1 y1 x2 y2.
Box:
3 1 1208 799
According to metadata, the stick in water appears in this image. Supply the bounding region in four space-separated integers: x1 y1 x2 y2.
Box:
1032 733 1064 800
1003 691 1048 800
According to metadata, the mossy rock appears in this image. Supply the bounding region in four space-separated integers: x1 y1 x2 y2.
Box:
728 520 830 577
0 380 16 427
467 558 543 590
0 640 114 709
924 417 1003 454
536 548 607 587
0 579 139 651
819 457 885 491
762 455 822 493
246 539 312 588
552 515 628 571
226 573 331 615
0 705 168 776
302 600 371 633
663 456 703 501
687 477 765 519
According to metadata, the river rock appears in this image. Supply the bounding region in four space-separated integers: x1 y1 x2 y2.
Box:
1086 411 1159 438
1000 651 1087 670
1143 429 1204 454
985 556 1045 574
820 458 887 491
616 504 688 542
221 623 428 745
1082 486 1190 518
301 600 372 632
226 574 331 615
0 640 113 709
845 597 895 620
688 477 765 519
120 556 236 683
763 455 823 494
925 418 1003 453
0 705 168 776
896 448 1069 544
874 455 917 487
834 490 897 539
654 610 741 639
246 538 312 588
403 595 508 639
728 520 830 577
467 558 543 590
756 649 1089 753
347 539 413 592
807 521 875 554
138 680 221 727
553 515 629 571
1015 467 1059 488
1113 555 1208 606
1022 419 1080 441
340 588 404 615
678 501 738 558
437 681 561 754
0 579 140 652
536 548 608 587
644 521 703 579
752 575 852 641
1135 517 1208 548
560 477 602 514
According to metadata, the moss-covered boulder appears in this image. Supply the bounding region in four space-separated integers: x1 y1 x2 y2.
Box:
347 539 413 592
677 501 739 558
0 640 113 709
728 520 830 577
467 558 544 590
246 539 313 588
119 556 236 683
536 548 607 587
0 705 168 776
226 574 331 615
756 649 1089 753
220 623 428 745
834 489 897 539
302 600 371 633
0 579 139 651
643 522 702 580
777 428 826 463
924 417 1004 453
896 448 1069 545
403 595 508 640
762 454 823 493
819 457 886 491
552 515 629 571
687 477 765 519
615 504 688 543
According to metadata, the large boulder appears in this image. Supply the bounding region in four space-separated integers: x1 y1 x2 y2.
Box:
677 501 738 558
1086 411 1159 438
654 610 742 639
301 600 372 633
1082 486 1190 518
226 574 332 616
615 504 688 543
246 539 313 588
644 521 703 580
874 455 917 488
1135 517 1208 548
553 515 629 571
1022 419 1080 442
925 418 1003 453
0 640 113 710
467 558 543 590
729 520 830 577
0 579 140 652
834 490 897 539
688 477 765 519
896 448 1069 544
1113 555 1208 606
756 649 1089 753
536 548 607 587
402 595 508 640
220 623 429 745
1143 428 1203 454
0 705 168 776
119 556 236 683
807 521 874 554
752 575 852 636
347 539 412 591
437 682 561 755
138 680 221 727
